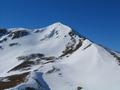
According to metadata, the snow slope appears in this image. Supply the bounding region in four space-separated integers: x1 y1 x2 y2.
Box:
0 22 120 90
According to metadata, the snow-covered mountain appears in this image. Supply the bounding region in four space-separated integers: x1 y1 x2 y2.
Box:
0 22 120 90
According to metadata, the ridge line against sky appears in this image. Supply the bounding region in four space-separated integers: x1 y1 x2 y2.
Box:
0 0 120 51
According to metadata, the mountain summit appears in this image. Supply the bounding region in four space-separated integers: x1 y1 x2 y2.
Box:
0 23 120 90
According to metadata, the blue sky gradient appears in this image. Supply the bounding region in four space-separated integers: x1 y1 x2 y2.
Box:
0 0 120 51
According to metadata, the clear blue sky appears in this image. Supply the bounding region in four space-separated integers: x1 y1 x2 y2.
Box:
0 0 120 51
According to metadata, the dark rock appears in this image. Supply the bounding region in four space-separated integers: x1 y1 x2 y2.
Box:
34 29 44 33
17 53 45 61
0 46 3 49
60 31 86 57
0 38 7 43
9 43 19 47
48 29 58 38
8 61 35 71
70 29 86 39
77 86 83 90
8 30 29 39
69 31 75 36
83 44 92 50
61 39 82 57
0 28 8 37
41 56 56 60
46 67 60 74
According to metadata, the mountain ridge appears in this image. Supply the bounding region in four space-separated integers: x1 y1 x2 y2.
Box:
0 22 120 90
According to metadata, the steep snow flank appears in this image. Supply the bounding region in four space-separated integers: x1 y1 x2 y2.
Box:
55 43 120 90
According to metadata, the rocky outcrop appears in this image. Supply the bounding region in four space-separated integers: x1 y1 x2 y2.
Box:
0 28 8 37
8 30 29 39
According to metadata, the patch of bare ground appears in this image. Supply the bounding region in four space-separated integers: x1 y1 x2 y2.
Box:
61 39 83 57
0 72 29 90
60 31 85 57
8 61 35 72
8 54 55 72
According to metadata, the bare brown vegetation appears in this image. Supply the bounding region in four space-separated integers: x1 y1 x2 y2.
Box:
0 72 29 90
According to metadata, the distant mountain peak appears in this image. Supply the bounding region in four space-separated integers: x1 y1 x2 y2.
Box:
47 22 72 32
49 22 66 27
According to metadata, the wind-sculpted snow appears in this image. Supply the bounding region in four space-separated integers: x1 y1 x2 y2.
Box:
0 22 120 90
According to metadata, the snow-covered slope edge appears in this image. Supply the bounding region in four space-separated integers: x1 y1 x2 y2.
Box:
0 22 120 90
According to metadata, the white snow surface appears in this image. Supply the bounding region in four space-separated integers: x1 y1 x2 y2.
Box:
0 22 120 90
